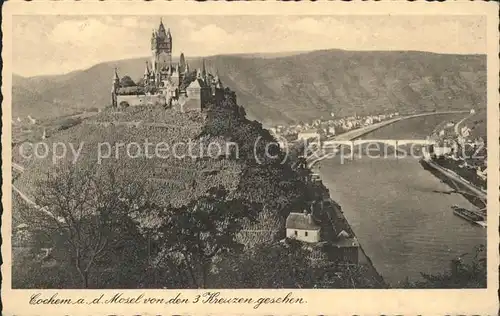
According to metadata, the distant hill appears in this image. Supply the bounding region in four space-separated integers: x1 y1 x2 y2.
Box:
12 49 486 126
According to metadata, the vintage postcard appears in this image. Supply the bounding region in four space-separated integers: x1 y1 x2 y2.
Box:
2 1 499 315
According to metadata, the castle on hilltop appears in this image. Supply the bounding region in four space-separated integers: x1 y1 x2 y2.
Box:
111 19 223 112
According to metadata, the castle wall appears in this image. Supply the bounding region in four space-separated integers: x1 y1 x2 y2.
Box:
116 94 167 107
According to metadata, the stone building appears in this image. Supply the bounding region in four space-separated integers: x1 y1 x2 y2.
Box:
111 19 223 111
286 210 322 243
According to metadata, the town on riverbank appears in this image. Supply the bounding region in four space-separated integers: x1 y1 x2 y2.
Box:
275 110 487 287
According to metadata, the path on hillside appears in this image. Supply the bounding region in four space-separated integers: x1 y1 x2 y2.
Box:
12 162 25 172
12 184 62 222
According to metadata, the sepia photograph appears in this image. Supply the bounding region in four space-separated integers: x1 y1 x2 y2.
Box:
2 1 499 315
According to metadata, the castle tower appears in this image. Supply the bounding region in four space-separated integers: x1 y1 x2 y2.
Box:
151 19 172 72
186 69 210 112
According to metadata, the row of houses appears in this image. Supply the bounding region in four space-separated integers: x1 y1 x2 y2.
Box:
272 112 400 142
430 115 488 185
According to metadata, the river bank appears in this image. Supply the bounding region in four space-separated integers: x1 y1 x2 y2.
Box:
316 184 388 287
327 196 388 287
314 114 486 286
421 158 486 209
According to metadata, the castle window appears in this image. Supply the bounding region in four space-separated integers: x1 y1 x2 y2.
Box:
294 230 297 236
305 231 308 237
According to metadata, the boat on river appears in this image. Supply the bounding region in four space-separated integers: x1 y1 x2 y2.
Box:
452 205 487 227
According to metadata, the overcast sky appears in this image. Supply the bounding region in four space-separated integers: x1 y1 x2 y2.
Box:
13 15 486 77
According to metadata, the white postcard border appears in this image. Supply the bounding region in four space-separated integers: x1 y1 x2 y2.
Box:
2 1 499 315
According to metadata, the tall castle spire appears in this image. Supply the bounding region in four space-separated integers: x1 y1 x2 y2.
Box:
113 67 120 82
179 53 186 71
158 18 166 37
202 59 207 78
111 67 120 107
151 18 172 72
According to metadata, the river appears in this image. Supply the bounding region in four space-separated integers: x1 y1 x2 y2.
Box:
317 114 486 286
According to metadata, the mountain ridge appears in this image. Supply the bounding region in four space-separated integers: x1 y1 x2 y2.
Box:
12 49 486 126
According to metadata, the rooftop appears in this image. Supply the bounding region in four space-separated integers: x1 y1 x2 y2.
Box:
286 212 321 231
331 237 359 248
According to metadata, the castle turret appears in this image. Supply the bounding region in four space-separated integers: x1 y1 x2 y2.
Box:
186 69 210 112
212 69 223 97
201 59 207 80
171 64 180 87
214 69 222 87
113 67 120 82
157 18 167 38
167 28 172 41
179 53 186 72
111 68 120 107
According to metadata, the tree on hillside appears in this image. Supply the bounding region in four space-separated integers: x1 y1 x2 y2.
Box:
120 76 136 87
216 239 315 288
136 187 260 288
402 245 486 288
202 87 309 228
17 165 155 288
212 239 382 289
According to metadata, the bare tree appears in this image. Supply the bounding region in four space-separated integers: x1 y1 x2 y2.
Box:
137 187 259 288
19 164 153 288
